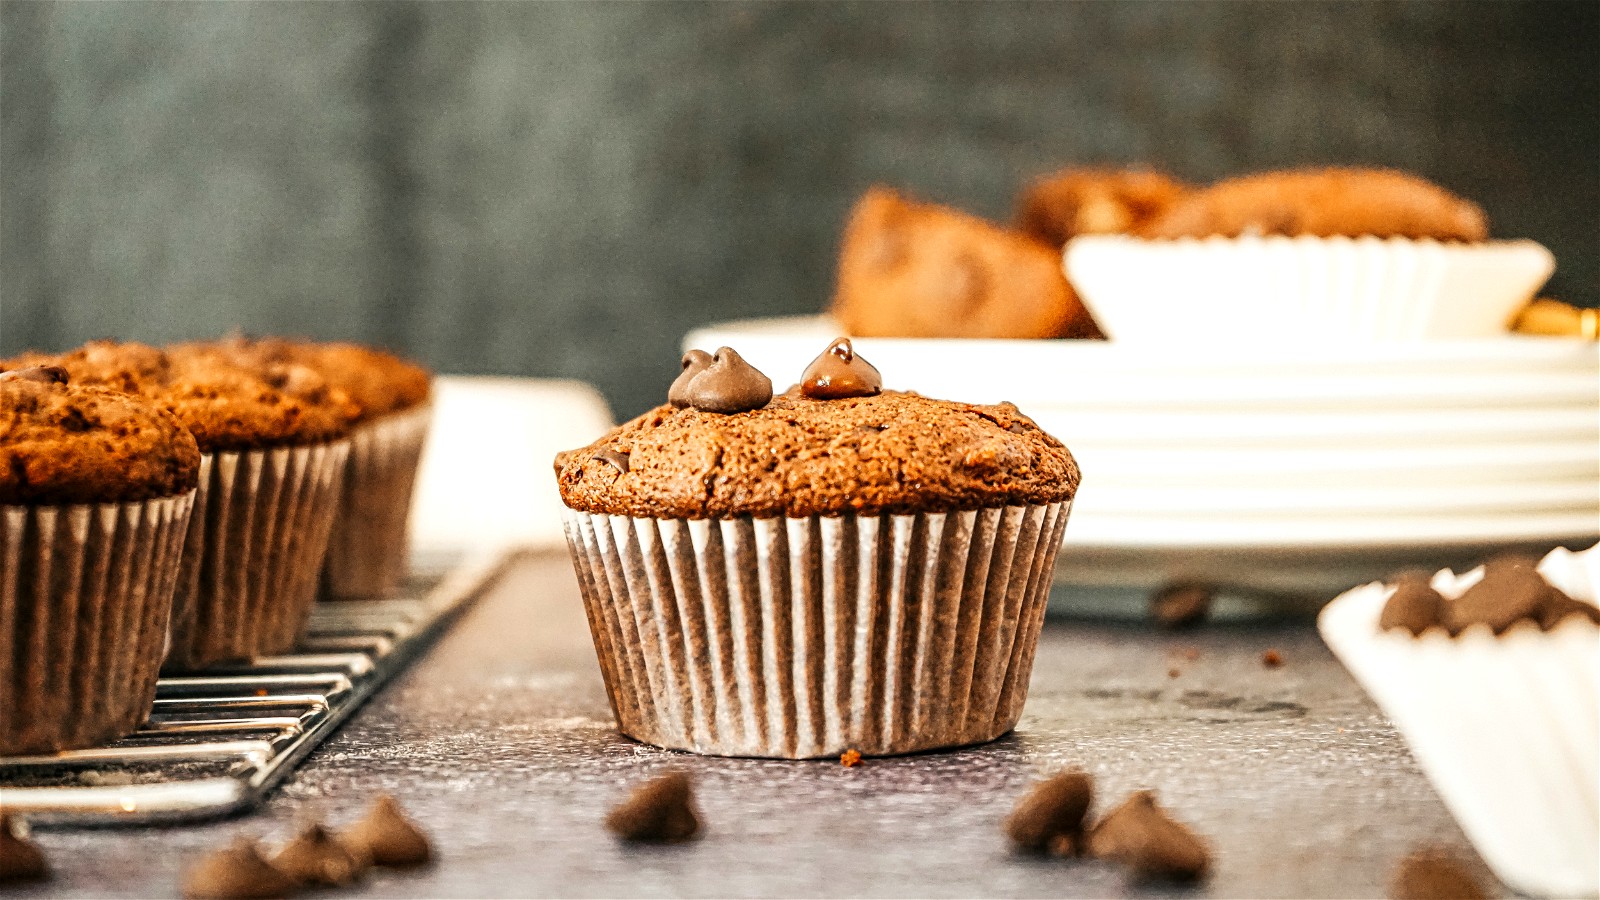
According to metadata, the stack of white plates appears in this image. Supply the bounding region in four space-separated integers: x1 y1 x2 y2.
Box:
685 316 1600 605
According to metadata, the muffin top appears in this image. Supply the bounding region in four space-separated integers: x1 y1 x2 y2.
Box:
0 368 201 504
3 341 357 453
176 337 431 422
556 341 1079 519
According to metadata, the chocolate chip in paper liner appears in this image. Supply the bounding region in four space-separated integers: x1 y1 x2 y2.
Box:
1087 790 1210 881
0 816 49 884
181 839 301 900
1149 582 1213 630
341 795 433 867
1446 559 1558 635
1388 849 1488 900
1004 770 1094 854
272 823 367 887
606 771 701 843
1379 576 1446 635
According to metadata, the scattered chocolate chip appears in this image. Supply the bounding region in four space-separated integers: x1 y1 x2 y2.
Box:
273 823 366 887
1004 770 1093 854
591 448 630 475
1445 559 1555 635
1389 849 1487 900
676 347 773 414
0 816 49 884
341 795 432 867
1167 668 1181 679
606 772 701 843
840 749 863 767
1379 576 1446 635
800 337 883 400
1261 649 1284 668
0 365 69 385
1149 582 1213 630
1087 790 1211 881
667 349 713 408
181 839 300 899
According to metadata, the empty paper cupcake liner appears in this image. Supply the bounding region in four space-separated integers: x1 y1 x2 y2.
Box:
1 492 195 755
562 501 1071 759
165 441 350 671
1319 543 1598 898
1065 234 1555 342
321 403 432 601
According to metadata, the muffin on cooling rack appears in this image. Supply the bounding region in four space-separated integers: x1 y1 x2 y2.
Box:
0 366 199 753
555 337 1079 758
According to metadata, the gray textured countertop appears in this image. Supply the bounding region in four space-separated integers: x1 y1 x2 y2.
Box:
13 551 1497 898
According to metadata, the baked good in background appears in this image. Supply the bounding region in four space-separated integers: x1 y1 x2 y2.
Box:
2 341 357 670
830 187 1101 340
1065 166 1555 342
555 337 1078 758
1016 168 1189 248
0 367 199 753
178 337 434 600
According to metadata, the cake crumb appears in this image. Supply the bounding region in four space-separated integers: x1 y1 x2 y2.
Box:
1261 649 1284 668
1167 668 1181 679
840 749 862 768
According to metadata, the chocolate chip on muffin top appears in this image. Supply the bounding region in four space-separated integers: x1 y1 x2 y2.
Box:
0 370 201 504
556 340 1079 519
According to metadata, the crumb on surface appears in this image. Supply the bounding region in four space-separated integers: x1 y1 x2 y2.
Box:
840 749 863 768
1261 649 1284 668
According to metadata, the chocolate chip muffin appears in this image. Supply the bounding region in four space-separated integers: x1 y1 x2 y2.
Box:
2 340 356 670
175 336 434 600
1 369 200 753
557 338 1079 759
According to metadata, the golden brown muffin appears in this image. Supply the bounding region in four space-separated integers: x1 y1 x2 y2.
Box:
3 341 357 452
831 187 1096 340
0 370 201 504
556 388 1079 519
1016 167 1190 248
176 337 431 423
1141 167 1489 241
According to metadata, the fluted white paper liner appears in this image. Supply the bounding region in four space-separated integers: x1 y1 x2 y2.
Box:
165 442 349 671
562 502 1071 759
321 404 432 600
1065 235 1555 342
1319 543 1598 899
1 492 195 754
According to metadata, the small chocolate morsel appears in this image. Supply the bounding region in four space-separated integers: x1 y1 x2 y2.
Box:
1004 770 1093 853
679 348 773 415
605 771 701 843
1380 576 1446 635
1087 790 1211 881
1149 582 1213 630
591 448 630 475
0 365 69 385
341 795 432 867
1445 558 1554 634
273 823 367 887
800 337 883 400
668 349 713 408
0 816 49 884
181 839 300 899
1261 649 1285 668
1389 849 1488 900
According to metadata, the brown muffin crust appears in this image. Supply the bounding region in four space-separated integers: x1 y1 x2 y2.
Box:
556 389 1079 519
176 337 431 422
2 341 357 452
1016 167 1190 248
0 378 201 504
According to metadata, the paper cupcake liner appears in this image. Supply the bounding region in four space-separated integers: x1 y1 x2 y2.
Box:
1319 543 1598 898
164 441 350 671
321 403 432 601
561 502 1071 759
1065 234 1555 342
0 492 195 754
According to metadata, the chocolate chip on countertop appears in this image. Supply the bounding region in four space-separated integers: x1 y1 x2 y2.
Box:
181 839 300 899
606 772 701 843
1149 582 1213 630
340 795 433 868
800 337 882 400
0 816 49 884
1389 849 1488 900
1087 790 1211 881
273 823 367 887
1005 770 1094 854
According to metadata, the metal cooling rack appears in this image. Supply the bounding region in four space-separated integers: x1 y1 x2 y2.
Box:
0 548 518 827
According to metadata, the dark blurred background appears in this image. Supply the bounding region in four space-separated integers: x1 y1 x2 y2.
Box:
3 1 1597 417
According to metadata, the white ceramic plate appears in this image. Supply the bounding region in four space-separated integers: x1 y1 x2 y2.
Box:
1061 508 1599 551
1029 406 1599 447
1072 479 1597 517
